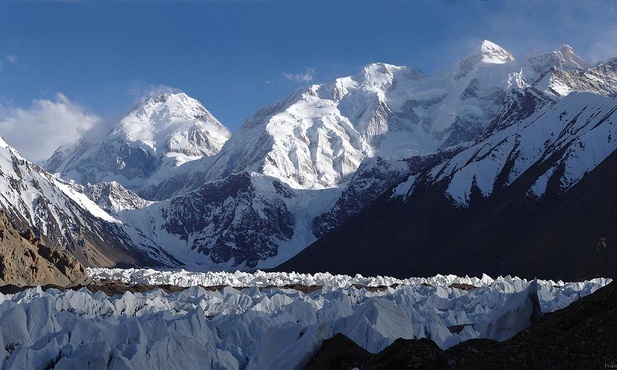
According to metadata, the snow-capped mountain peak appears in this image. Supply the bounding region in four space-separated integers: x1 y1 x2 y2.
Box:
453 40 515 81
44 92 231 195
200 45 545 191
474 40 516 64
528 44 590 73
355 62 406 90
553 44 590 69
113 92 230 157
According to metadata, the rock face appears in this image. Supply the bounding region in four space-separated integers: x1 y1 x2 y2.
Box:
117 172 316 269
0 210 90 286
311 156 419 238
161 172 295 267
535 57 617 97
81 182 151 213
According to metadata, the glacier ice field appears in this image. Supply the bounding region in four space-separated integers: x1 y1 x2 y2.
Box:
0 268 609 369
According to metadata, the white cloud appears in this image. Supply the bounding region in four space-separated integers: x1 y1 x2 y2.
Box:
0 94 101 163
0 53 28 71
126 82 183 103
283 67 316 83
6 54 18 64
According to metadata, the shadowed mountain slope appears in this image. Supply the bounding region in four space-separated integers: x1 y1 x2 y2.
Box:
279 103 617 280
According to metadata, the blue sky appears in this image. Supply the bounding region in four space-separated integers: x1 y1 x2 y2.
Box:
1 0 617 162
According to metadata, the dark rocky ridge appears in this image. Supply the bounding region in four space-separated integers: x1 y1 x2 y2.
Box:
160 172 295 267
306 280 617 369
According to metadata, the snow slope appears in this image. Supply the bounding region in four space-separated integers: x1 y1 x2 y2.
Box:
393 92 617 206
279 90 617 280
199 40 534 191
0 270 608 369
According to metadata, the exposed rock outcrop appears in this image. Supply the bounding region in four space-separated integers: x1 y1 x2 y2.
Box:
0 210 90 287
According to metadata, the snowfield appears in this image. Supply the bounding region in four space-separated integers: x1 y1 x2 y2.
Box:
0 269 609 369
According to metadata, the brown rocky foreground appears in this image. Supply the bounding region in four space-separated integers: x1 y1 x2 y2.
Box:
0 211 90 287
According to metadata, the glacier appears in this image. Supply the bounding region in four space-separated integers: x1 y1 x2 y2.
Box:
0 269 609 369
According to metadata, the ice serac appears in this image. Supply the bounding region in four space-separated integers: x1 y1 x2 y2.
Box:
479 279 543 341
44 92 231 197
0 136 178 270
1 270 607 369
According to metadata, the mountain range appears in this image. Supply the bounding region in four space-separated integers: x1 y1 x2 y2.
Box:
2 40 616 280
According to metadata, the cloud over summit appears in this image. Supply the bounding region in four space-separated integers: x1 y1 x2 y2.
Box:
0 94 101 163
126 82 183 103
283 67 316 83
